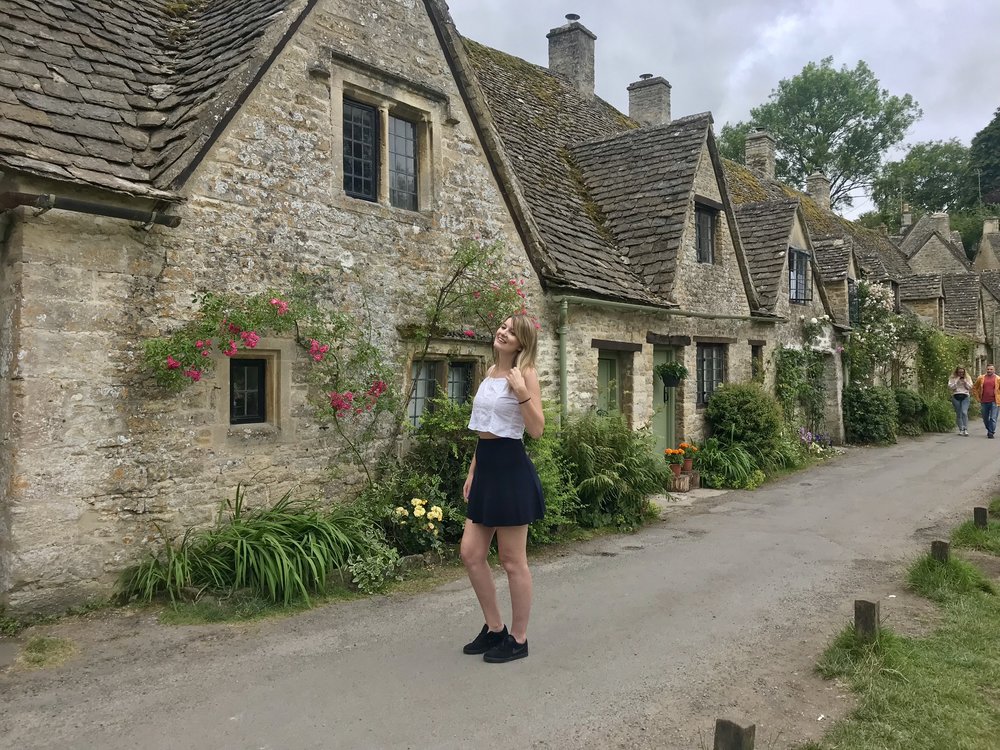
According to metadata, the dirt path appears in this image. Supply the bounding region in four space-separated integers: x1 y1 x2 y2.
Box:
2 431 997 750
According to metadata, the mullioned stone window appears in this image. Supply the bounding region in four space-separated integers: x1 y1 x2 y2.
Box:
696 343 727 405
695 204 717 264
408 358 477 427
789 248 812 304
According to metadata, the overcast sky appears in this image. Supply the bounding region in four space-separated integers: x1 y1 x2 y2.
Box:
448 0 1000 215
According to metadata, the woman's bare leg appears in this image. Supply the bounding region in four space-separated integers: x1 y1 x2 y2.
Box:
496 524 531 643
460 519 503 630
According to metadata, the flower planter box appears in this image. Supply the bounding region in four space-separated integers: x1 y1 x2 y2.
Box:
668 473 690 493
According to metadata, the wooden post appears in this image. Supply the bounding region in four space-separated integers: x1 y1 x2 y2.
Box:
854 599 880 642
974 507 988 529
931 540 950 563
714 719 755 750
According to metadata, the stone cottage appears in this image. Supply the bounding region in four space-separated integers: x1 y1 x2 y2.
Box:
897 212 971 275
0 0 562 611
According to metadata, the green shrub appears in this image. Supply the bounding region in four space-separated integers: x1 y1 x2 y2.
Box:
118 486 369 605
525 412 580 544
693 437 765 489
704 382 786 468
843 385 897 444
347 530 403 594
921 397 956 433
560 412 667 530
894 388 927 436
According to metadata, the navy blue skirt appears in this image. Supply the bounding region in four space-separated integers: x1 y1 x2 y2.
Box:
467 438 545 527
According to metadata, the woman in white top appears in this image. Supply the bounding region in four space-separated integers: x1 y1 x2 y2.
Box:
459 314 545 663
949 365 973 436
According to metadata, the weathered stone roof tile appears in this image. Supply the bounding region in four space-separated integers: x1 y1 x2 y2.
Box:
980 270 1000 303
0 0 304 199
941 273 981 335
734 198 799 311
899 273 942 300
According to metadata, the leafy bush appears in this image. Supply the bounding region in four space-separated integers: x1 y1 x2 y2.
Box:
347 530 403 594
693 437 765 489
843 385 898 444
894 388 927 436
560 412 667 530
118 487 369 605
524 414 580 544
704 382 785 468
921 397 957 433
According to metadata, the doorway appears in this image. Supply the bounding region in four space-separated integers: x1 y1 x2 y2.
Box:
652 347 677 457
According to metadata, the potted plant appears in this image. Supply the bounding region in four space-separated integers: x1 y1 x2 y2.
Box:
678 441 698 472
664 448 685 476
654 360 688 388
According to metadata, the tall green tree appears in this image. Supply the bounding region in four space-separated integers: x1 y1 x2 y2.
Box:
872 139 976 216
722 57 921 209
969 106 1000 203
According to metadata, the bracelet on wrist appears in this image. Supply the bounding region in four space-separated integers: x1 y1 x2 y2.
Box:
518 397 531 404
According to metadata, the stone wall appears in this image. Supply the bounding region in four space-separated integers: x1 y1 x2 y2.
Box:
903 298 943 327
0 0 545 611
909 236 968 275
0 214 22 601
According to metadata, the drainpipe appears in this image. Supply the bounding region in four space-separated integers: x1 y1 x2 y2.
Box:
558 299 569 426
0 192 181 228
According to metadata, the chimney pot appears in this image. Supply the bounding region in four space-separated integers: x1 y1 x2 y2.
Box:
984 217 1000 235
547 15 597 97
744 130 776 180
627 74 671 127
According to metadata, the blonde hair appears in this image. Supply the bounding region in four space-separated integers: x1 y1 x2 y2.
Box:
495 314 538 371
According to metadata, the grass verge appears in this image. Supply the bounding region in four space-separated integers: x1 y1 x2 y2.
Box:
802 554 1000 749
951 519 1000 556
17 636 76 669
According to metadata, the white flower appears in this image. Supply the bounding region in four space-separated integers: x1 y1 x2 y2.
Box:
799 315 805 321
810 317 818 324
822 314 830 321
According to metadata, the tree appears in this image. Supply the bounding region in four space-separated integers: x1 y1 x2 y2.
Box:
722 57 921 209
969 106 1000 203
871 139 976 216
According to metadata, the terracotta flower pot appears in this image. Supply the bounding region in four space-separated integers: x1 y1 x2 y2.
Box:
682 458 693 473
669 463 682 477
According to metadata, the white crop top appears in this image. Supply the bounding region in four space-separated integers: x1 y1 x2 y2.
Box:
468 376 525 439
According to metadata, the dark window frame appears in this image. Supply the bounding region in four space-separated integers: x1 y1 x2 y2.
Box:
388 114 418 211
343 98 379 202
789 248 812 303
847 278 860 325
695 204 717 264
751 344 764 380
696 343 727 406
409 358 478 427
230 358 267 425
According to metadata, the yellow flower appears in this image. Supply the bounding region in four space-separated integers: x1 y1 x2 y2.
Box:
410 498 422 507
428 506 443 521
413 506 426 517
393 506 408 517
427 523 435 531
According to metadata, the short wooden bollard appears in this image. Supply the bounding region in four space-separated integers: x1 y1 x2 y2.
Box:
931 540 950 563
854 599 880 642
974 507 989 529
714 719 755 750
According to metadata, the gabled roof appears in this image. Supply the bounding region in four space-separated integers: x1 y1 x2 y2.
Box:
722 159 912 283
941 273 981 336
981 270 1000 303
898 214 971 270
569 115 713 300
811 235 852 283
734 198 798 311
0 0 309 199
900 273 943 301
456 34 760 309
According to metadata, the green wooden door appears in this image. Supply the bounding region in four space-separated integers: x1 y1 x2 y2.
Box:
652 347 676 457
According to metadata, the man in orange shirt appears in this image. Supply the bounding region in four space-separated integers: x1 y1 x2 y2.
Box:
973 364 999 438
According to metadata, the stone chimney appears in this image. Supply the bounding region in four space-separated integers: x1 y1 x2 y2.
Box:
627 73 671 126
547 14 596 97
901 202 912 230
984 217 1000 235
930 211 951 236
744 129 775 179
807 171 831 210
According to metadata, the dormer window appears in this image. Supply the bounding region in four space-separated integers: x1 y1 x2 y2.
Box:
695 204 717 264
789 247 812 304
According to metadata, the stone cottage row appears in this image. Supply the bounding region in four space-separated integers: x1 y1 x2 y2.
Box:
0 0 986 609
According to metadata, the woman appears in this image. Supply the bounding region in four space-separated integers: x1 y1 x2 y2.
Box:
460 314 545 663
949 365 973 436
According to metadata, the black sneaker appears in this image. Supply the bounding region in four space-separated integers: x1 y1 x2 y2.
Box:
463 624 507 655
483 634 528 663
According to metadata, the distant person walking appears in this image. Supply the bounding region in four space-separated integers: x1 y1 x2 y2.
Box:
948 366 973 436
973 364 999 438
